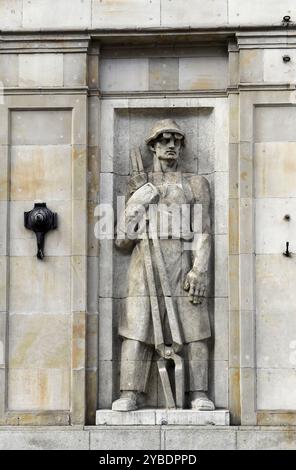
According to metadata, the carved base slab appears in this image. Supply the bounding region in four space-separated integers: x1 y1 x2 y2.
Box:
96 409 230 426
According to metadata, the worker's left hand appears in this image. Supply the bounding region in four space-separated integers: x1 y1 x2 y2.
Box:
183 269 207 304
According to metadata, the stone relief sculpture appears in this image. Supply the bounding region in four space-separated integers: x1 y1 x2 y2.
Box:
112 119 214 412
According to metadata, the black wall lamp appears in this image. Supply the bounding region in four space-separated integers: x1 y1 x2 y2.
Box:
24 203 58 260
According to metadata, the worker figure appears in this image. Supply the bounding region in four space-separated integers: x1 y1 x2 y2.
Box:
113 119 215 412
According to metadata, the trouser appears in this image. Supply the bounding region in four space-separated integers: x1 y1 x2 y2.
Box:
120 338 209 393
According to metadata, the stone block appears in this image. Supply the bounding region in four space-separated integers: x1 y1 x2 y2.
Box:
9 256 71 314
239 49 264 83
0 202 8 256
90 427 161 450
0 146 8 201
98 240 114 298
0 312 6 367
256 311 296 369
213 298 229 361
97 360 115 409
73 96 88 145
149 58 179 91
211 360 229 409
98 298 114 362
214 99 229 172
88 146 100 203
92 0 161 29
214 172 228 235
72 312 86 370
86 313 98 369
229 143 238 198
19 54 63 88
156 410 229 426
95 409 230 426
10 110 72 146
179 56 228 90
240 310 255 368
8 368 70 411
0 54 19 87
214 234 228 297
72 199 87 256
256 254 296 315
239 198 253 254
87 256 99 314
229 255 239 312
255 106 296 143
63 53 87 87
0 0 22 30
264 48 296 83
88 96 100 147
255 142 296 198
237 430 296 450
161 0 228 28
0 257 7 312
86 369 98 424
8 314 71 369
0 430 89 450
22 0 92 29
100 58 149 92
256 198 296 254
228 0 296 26
257 369 296 410
10 145 72 201
88 201 100 257
71 256 87 312
71 368 86 425
165 428 236 450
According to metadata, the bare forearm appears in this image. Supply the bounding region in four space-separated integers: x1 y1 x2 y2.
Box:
192 233 211 273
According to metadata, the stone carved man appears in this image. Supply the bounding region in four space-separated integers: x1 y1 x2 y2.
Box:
112 119 214 412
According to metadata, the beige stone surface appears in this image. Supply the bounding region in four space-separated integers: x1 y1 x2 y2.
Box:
10 145 72 201
179 56 228 90
0 55 19 87
0 256 7 312
9 314 70 368
256 198 296 255
100 59 149 92
0 146 9 201
239 50 263 83
92 0 160 28
264 49 296 83
257 369 296 410
255 143 296 198
22 0 92 29
8 368 70 411
228 0 296 26
19 54 63 88
63 54 87 87
0 0 22 30
161 0 228 28
10 110 72 146
9 256 71 315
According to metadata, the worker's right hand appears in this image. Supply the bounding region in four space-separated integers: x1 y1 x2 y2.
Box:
128 182 159 207
128 172 148 195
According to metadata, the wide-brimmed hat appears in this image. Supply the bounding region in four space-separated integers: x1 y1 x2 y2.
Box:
145 119 185 145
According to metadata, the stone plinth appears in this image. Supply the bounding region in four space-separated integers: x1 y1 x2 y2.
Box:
96 409 230 426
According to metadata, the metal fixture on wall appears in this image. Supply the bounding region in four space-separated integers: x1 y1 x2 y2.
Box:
24 203 58 260
283 241 291 257
282 55 291 63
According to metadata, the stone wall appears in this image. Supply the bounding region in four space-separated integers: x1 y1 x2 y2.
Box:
0 1 296 448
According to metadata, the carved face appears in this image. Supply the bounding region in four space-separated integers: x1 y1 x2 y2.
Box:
152 132 183 164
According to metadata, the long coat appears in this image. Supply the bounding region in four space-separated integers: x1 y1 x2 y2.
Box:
116 172 211 346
